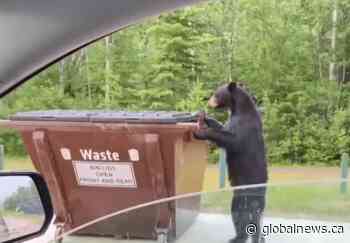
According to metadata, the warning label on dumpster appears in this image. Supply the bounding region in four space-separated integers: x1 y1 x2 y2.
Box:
73 161 137 188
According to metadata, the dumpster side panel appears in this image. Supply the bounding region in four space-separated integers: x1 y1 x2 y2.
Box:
175 139 208 237
176 140 208 194
46 131 170 238
7 121 208 240
13 127 173 239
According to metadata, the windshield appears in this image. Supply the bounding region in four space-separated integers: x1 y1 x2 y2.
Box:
47 180 350 243
2 0 350 243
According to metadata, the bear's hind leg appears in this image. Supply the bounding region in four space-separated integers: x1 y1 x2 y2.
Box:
248 188 266 243
230 192 249 243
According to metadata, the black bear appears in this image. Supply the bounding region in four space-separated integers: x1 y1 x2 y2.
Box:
194 82 268 243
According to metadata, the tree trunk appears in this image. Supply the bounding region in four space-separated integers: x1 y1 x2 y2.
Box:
342 59 346 83
58 60 65 96
329 0 338 81
105 36 111 108
315 30 324 80
228 0 239 82
84 48 92 107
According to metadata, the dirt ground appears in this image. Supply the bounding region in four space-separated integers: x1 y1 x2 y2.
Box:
269 166 340 181
203 165 341 191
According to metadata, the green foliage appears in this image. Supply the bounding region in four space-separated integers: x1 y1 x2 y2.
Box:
0 129 25 156
176 80 209 111
1 0 350 165
263 80 350 165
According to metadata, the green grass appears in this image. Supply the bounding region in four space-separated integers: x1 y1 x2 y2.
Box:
201 183 350 222
266 184 350 221
3 157 35 171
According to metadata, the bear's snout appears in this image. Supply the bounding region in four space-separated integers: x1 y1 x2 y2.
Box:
208 96 218 108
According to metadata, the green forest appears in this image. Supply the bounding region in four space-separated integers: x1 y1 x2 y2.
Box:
1 0 350 166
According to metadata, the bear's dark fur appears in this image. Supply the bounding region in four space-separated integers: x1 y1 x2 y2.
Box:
193 82 267 243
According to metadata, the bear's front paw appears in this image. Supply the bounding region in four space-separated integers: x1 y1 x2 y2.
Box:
193 129 209 140
196 111 207 129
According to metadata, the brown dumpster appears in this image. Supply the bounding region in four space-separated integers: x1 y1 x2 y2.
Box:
4 110 208 240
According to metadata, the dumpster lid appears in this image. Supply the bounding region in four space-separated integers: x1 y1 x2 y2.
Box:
10 110 200 124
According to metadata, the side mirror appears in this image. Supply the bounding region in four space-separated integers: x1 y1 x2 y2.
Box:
0 172 53 243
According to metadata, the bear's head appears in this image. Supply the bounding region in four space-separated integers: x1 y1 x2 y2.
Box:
208 82 257 113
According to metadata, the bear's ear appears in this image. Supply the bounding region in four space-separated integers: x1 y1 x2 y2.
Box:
228 82 237 92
